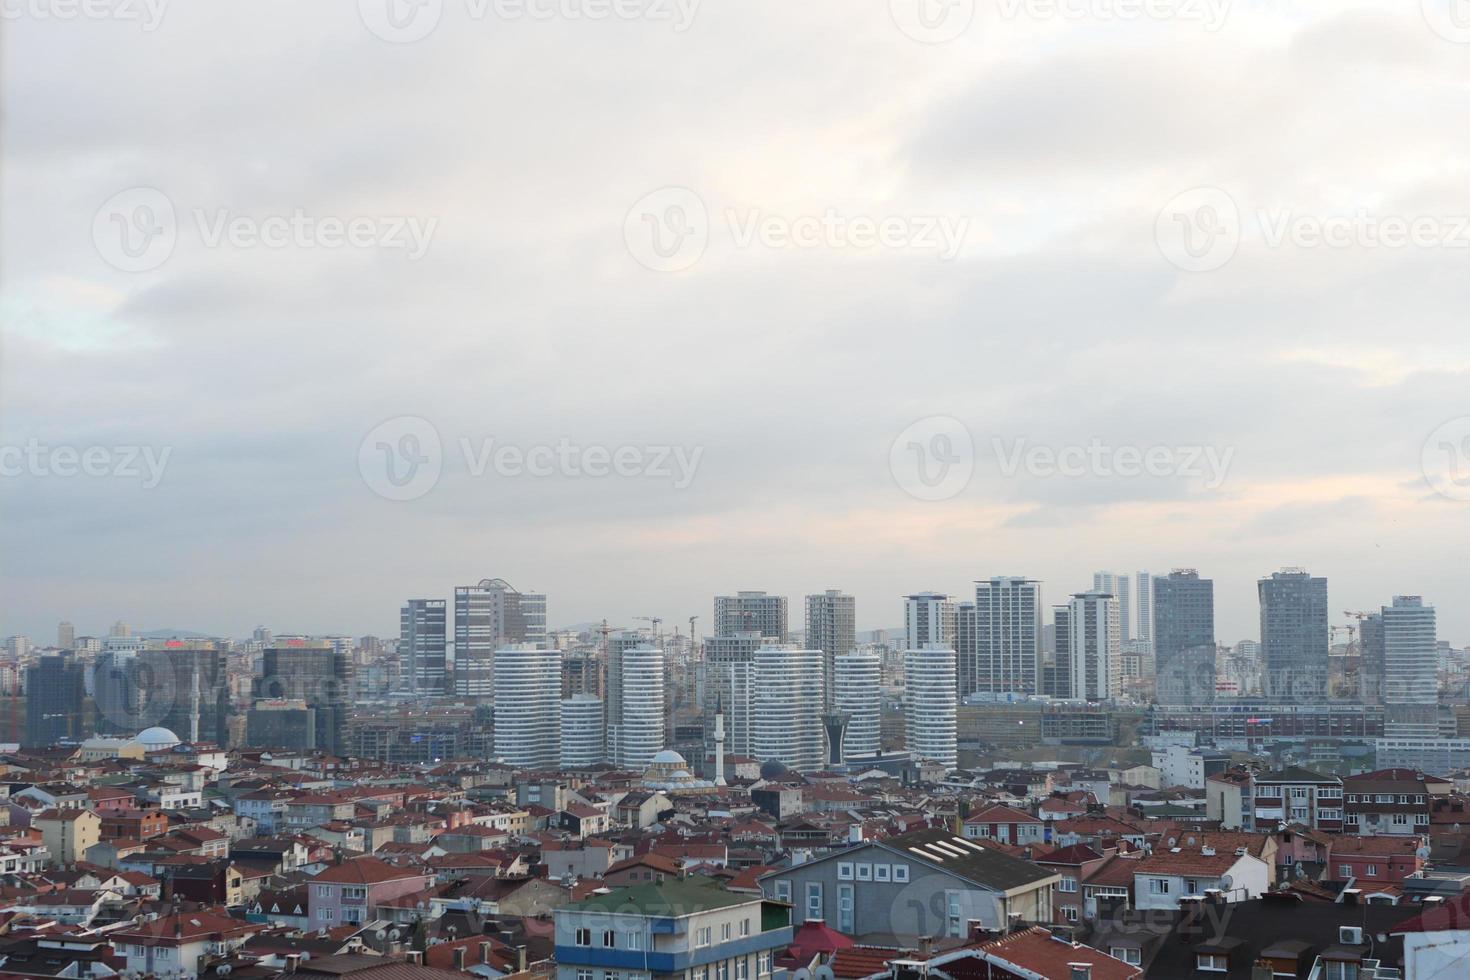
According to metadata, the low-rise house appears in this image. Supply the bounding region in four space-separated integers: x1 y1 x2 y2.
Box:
1131 845 1268 910
760 828 1058 939
307 855 433 929
929 925 1141 979
112 909 265 978
962 803 1045 846
1327 835 1425 886
1344 768 1431 836
35 808 101 866
1033 843 1111 926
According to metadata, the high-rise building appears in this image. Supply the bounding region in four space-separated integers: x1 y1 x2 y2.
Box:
491 645 563 769
109 620 131 638
6 635 30 659
702 631 766 753
455 579 548 698
1381 596 1438 739
751 646 825 772
1066 592 1120 702
258 641 355 755
713 592 788 641
399 599 447 695
57 621 75 650
609 645 665 769
24 652 84 747
904 592 957 651
1360 613 1385 705
91 649 146 734
1042 604 1072 699
805 590 855 710
1258 569 1329 703
956 601 977 697
137 643 232 746
1135 571 1153 652
834 651 882 758
971 577 1042 696
561 694 605 767
1152 569 1216 706
904 645 958 770
1093 572 1132 642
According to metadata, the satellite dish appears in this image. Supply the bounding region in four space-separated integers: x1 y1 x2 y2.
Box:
1376 933 1389 943
1168 837 1177 846
375 929 387 941
1219 874 1233 890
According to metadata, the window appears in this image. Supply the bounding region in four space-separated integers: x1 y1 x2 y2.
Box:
740 919 750 937
1059 877 1078 893
321 909 334 921
1415 795 1426 804
1110 948 1142 966
806 882 823 921
773 880 791 903
721 923 731 942
603 930 615 948
316 885 332 897
578 971 593 980
696 926 711 947
694 969 707 980
608 973 621 980
735 961 749 980
837 862 853 880
342 886 366 901
893 864 909 882
758 953 771 977
1324 961 1356 980
1197 953 1228 972
1149 878 1171 895
856 864 872 881
156 949 170 961
1392 813 1409 826
1397 795 1409 805
1185 879 1199 894
1338 865 1352 877
875 864 891 882
627 932 642 951
576 928 591 947
838 884 854 933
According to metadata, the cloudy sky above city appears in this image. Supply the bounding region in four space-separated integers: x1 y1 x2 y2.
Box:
4 0 1470 644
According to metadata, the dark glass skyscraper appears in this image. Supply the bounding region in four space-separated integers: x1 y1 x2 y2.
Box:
1152 569 1216 705
258 642 355 755
1258 569 1329 703
24 652 85 747
400 598 447 695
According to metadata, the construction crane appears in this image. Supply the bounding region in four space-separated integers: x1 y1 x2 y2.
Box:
634 616 663 646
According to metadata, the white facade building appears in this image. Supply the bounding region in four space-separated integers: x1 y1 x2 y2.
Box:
560 694 605 767
805 590 856 710
904 592 957 652
1382 595 1438 739
492 645 562 768
972 577 1042 696
611 645 665 770
1067 591 1121 702
904 645 958 770
834 651 882 758
751 646 826 772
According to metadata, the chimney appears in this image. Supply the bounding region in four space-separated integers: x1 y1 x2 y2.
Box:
918 935 934 958
407 951 424 965
1068 965 1092 980
515 946 528 973
284 954 301 973
479 942 492 964
453 948 467 971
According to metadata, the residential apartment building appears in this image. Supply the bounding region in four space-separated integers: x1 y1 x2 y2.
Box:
1344 769 1431 836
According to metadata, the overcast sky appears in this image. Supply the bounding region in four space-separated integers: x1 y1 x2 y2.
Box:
4 0 1470 646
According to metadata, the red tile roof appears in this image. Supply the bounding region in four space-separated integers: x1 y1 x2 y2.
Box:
954 927 1140 980
313 856 426 885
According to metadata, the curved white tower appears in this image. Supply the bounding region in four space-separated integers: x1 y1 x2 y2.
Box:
612 646 665 769
560 694 605 767
904 645 957 770
835 651 882 758
492 645 562 769
751 646 825 773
